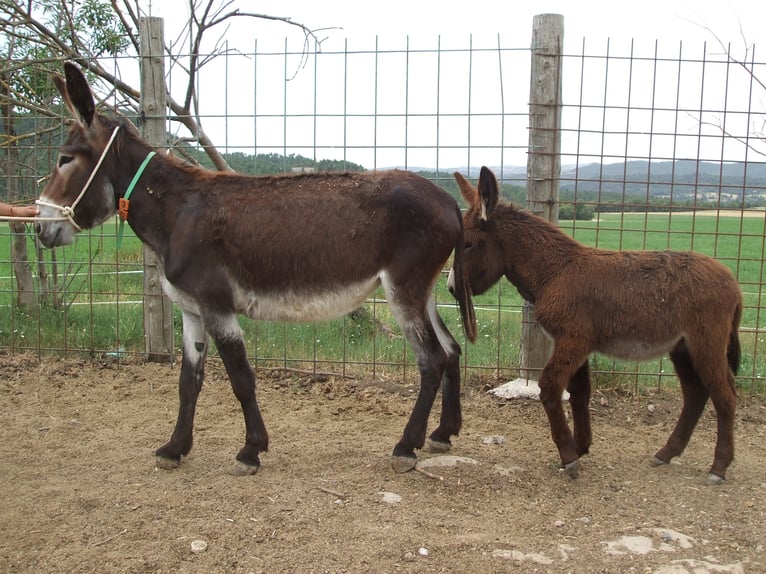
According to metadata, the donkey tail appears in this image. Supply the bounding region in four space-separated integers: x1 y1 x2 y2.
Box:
727 300 742 379
452 206 477 343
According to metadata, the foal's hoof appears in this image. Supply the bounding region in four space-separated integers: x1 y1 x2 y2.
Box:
425 438 452 453
229 461 260 476
391 455 417 474
563 459 580 479
705 473 725 486
651 456 669 467
155 455 180 470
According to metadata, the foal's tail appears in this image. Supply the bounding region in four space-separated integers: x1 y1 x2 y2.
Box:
452 206 477 343
727 300 742 379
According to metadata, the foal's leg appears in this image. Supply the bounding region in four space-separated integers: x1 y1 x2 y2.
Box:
425 301 463 452
653 344 709 469
155 311 208 469
686 340 736 484
538 339 590 478
209 314 269 476
706 368 736 484
567 361 592 457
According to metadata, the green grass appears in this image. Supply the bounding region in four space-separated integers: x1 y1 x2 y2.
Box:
1 211 764 392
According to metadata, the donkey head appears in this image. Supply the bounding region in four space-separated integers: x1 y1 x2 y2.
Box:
36 63 121 248
452 166 506 296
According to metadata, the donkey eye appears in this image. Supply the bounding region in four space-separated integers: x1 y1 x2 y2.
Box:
58 155 73 168
465 241 475 252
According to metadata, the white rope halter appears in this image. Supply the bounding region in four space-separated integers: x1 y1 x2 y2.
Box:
33 125 122 232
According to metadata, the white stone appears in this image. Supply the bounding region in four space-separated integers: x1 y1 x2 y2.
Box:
378 491 402 504
489 378 570 401
416 455 479 469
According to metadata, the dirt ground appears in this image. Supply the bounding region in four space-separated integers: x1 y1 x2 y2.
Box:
1 355 764 574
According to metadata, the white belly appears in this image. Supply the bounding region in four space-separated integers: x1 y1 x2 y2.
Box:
598 335 684 361
232 277 381 322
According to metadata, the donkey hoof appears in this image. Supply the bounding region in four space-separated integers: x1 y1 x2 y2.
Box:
705 473 725 486
425 438 452 453
563 459 580 479
229 461 260 476
391 455 417 474
155 455 180 470
651 456 669 467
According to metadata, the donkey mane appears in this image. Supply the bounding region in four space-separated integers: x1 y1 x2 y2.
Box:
106 115 385 199
498 205 583 253
482 204 587 304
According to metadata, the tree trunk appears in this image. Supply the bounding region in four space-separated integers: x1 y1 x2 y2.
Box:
1 66 35 309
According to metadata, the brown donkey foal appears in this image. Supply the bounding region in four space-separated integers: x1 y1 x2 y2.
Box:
35 63 477 476
449 166 742 484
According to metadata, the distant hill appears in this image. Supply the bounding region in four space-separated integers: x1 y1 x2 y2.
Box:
559 160 766 202
201 153 766 207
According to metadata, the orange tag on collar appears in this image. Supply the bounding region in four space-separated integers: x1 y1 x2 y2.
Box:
118 197 130 221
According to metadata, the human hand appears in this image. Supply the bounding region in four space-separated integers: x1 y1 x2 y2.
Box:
10 205 40 218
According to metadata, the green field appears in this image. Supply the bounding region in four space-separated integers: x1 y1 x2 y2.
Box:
1 211 764 392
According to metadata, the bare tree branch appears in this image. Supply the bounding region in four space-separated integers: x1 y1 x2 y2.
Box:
1 0 333 173
686 16 766 159
110 0 140 54
695 116 766 159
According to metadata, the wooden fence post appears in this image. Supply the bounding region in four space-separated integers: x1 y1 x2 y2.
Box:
519 14 563 381
139 17 174 362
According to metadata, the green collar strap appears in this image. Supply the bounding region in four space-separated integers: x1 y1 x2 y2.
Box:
116 150 157 250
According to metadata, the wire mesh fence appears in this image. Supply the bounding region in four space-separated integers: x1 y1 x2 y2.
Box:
1 29 764 392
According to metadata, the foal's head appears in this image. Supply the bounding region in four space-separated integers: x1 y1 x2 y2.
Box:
453 166 507 296
36 63 124 248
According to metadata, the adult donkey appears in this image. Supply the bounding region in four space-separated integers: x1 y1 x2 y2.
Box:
449 166 742 485
36 63 477 476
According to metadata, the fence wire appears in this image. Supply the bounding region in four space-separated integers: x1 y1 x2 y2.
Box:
1 34 764 393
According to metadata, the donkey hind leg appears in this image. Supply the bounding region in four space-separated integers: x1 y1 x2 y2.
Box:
706 367 736 484
425 299 463 453
656 342 735 484
209 314 269 476
653 342 710 470
155 311 208 470
538 340 591 479
389 297 452 473
567 360 592 457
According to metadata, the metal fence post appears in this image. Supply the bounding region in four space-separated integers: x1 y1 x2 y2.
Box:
519 14 563 381
139 17 174 362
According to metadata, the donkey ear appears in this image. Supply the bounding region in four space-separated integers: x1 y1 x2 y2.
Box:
477 166 499 220
58 62 96 126
453 171 478 207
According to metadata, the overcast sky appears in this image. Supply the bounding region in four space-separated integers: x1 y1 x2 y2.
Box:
138 1 766 170
147 0 765 49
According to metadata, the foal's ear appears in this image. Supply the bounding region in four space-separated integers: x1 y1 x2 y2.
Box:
477 166 499 220
453 171 478 208
56 62 96 127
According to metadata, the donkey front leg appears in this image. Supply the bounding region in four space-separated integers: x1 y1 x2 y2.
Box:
155 311 208 470
209 314 269 476
538 343 590 479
